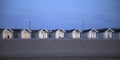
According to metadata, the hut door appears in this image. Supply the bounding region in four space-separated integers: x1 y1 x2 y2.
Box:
107 31 112 39
108 34 110 39
7 35 10 39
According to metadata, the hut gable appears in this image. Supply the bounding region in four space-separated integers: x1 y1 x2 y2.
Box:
97 28 114 33
112 28 120 33
39 28 48 39
97 28 114 39
21 28 31 39
0 28 13 39
82 29 98 39
66 28 81 39
51 28 65 39
31 28 49 39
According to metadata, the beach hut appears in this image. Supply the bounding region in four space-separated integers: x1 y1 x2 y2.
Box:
0 28 13 39
32 28 48 39
51 28 65 39
97 28 114 39
66 28 81 39
13 28 31 39
82 29 98 39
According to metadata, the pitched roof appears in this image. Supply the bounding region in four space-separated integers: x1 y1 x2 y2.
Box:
97 28 114 33
66 28 80 33
0 28 13 32
6 28 14 32
111 28 120 32
39 28 48 32
52 28 65 32
82 29 91 33
82 29 98 33
31 30 39 33
24 28 32 33
32 29 49 33
12 28 31 33
12 29 22 31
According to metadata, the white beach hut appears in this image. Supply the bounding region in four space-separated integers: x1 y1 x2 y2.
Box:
0 28 13 39
51 28 65 39
32 28 48 39
13 28 31 39
97 28 114 39
82 29 98 39
66 28 81 39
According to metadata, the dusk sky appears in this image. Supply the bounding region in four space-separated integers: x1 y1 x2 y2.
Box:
0 0 120 30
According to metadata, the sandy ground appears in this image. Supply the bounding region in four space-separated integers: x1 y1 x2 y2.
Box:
0 39 120 60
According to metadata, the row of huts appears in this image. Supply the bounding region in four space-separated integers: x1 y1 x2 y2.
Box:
0 28 120 39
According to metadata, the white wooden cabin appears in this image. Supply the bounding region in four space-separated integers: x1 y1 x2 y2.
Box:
82 29 98 39
112 28 120 39
51 28 65 39
32 28 48 39
0 28 13 39
13 28 31 39
66 29 81 39
97 28 114 39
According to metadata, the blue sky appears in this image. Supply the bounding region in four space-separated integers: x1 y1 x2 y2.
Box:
0 0 120 30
